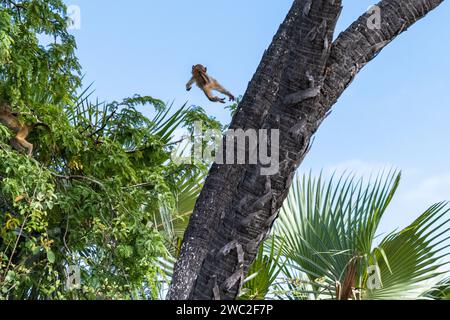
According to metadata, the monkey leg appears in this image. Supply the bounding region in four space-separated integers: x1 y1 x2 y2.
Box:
202 86 226 104
11 137 33 157
17 126 33 156
212 82 235 101
24 140 33 157
10 138 24 152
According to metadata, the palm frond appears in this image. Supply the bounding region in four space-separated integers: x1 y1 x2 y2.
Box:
272 171 449 299
422 276 450 300
239 237 284 300
365 202 450 299
274 171 400 291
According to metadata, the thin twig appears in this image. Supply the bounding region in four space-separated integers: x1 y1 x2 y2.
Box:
63 214 71 254
88 108 117 138
123 182 153 189
51 172 104 188
3 214 29 280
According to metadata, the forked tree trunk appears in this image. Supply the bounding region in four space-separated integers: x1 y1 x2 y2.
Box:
168 0 444 300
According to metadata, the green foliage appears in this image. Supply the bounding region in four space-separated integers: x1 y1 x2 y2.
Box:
0 1 222 299
263 172 449 300
225 96 242 120
239 237 284 300
0 92 217 299
241 172 449 300
423 277 450 300
0 0 80 106
365 202 450 299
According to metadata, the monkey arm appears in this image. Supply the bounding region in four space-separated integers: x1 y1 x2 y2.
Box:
186 77 195 91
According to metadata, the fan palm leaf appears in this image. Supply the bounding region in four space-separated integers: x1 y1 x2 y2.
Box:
274 171 449 300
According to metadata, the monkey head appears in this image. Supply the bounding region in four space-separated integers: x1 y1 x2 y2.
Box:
192 64 207 76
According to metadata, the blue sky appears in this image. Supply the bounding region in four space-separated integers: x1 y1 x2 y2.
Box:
65 0 450 236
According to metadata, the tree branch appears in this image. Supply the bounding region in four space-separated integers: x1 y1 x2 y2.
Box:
321 0 444 109
50 172 104 188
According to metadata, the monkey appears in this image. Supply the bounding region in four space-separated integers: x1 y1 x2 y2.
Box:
0 103 51 157
186 64 235 104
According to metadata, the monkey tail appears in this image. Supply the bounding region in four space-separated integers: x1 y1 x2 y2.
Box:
30 122 52 133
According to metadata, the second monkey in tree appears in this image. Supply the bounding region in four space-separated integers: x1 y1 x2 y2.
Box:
186 64 235 103
0 103 51 157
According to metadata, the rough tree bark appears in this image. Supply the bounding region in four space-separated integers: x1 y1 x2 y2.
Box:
168 0 445 300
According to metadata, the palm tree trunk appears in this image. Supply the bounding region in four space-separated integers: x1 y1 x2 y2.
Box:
168 0 444 300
